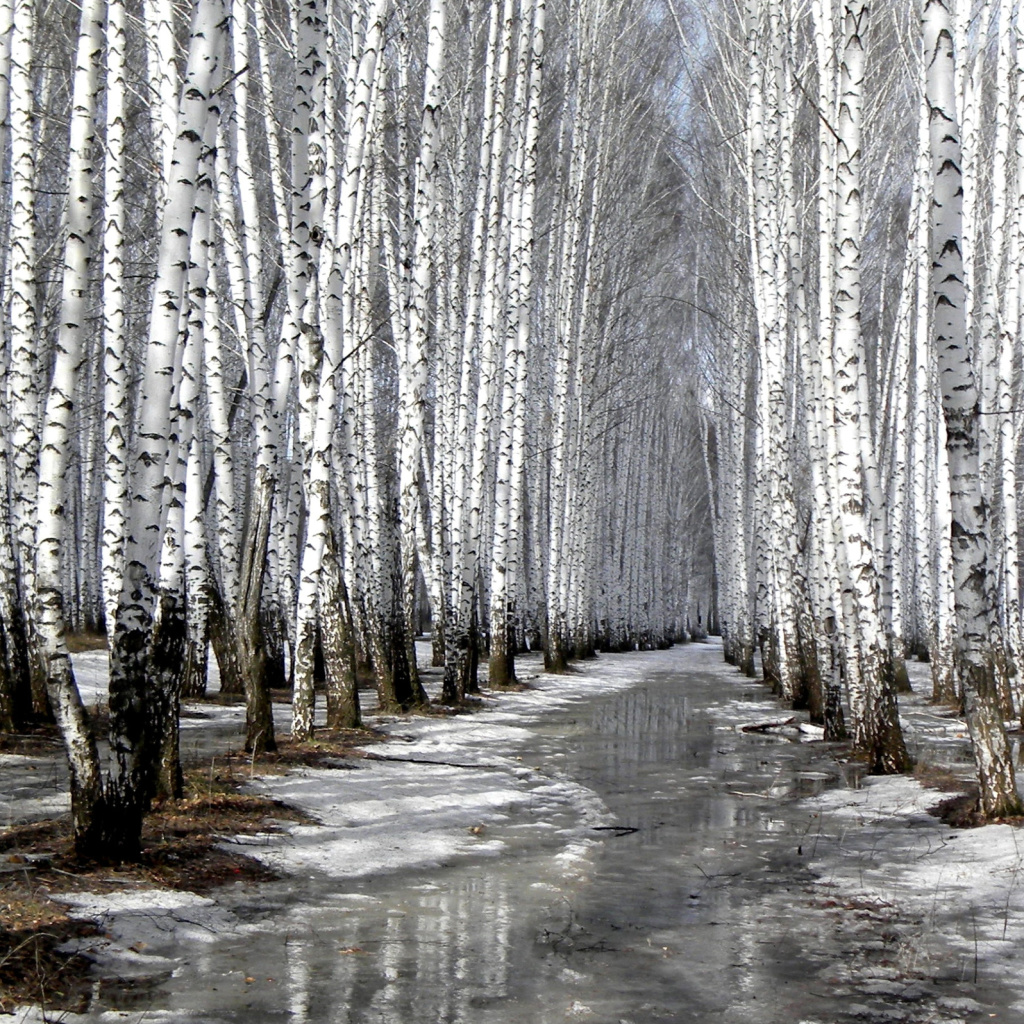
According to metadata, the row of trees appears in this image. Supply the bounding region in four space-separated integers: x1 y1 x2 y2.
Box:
694 0 1024 816
0 0 708 859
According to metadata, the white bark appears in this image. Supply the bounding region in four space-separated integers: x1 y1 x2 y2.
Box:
101 0 129 643
924 0 1021 817
294 0 386 724
397 0 447 690
144 0 178 202
8 0 39 603
107 0 226 837
33 0 107 845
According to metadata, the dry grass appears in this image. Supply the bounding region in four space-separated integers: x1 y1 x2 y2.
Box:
913 761 1002 828
0 785 299 1016
927 789 985 828
913 761 971 793
64 632 108 653
0 724 62 757
203 726 386 775
0 786 304 1013
0 889 97 1014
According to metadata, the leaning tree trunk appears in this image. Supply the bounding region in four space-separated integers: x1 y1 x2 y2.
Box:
32 0 107 852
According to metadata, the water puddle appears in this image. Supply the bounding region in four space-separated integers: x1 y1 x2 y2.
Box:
50 647 1022 1022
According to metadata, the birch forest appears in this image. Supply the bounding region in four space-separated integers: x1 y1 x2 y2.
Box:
0 0 702 860
3 0 1024 870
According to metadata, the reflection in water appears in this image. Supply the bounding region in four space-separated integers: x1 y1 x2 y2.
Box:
286 935 310 1022
187 866 531 1024
73 661 802 1022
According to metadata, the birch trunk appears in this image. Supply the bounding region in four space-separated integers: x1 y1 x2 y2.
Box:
490 0 543 689
924 0 1021 818
827 0 908 772
0 0 27 730
8 0 45 718
33 0 107 849
397 0 447 694
104 0 226 860
101 0 128 644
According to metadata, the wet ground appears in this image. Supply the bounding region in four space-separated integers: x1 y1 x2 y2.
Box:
11 643 1022 1023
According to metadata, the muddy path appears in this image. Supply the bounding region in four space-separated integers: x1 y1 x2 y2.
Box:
10 643 1021 1023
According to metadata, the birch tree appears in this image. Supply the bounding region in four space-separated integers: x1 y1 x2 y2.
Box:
397 0 447 693
101 0 228 858
922 0 1021 818
32 0 107 845
7 0 44 718
826 0 909 771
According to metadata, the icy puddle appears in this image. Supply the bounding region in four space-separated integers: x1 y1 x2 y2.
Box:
24 643 1024 1023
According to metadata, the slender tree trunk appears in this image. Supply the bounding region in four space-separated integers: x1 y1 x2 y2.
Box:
827 0 908 772
32 0 110 852
924 0 1021 818
104 0 227 860
100 0 128 643
398 0 447 697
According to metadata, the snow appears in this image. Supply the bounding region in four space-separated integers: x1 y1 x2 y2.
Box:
0 753 71 825
804 772 1024 1007
70 646 256 748
0 652 250 827
235 652 646 880
10 1013 203 1024
244 760 530 876
70 649 110 706
55 646 637 887
57 889 238 948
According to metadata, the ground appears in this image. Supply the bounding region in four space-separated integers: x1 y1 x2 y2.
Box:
2 643 1023 1022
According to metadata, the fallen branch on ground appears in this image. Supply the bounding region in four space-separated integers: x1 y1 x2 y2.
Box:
360 752 500 771
740 717 795 733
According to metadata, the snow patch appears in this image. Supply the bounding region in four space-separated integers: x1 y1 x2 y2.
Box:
804 773 1024 1001
55 888 239 948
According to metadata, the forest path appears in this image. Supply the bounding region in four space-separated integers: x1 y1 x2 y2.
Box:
11 642 1022 1024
